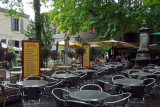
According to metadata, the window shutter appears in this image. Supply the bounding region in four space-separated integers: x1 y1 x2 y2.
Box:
12 40 15 46
20 18 24 33
11 17 15 31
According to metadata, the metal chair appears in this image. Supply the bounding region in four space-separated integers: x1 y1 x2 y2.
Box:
55 71 67 74
143 78 155 94
127 85 147 107
76 67 87 71
66 100 100 107
0 84 21 107
97 80 120 94
80 84 103 91
44 79 63 95
128 69 140 79
52 88 70 107
103 92 131 107
24 76 42 80
112 75 127 82
44 70 55 76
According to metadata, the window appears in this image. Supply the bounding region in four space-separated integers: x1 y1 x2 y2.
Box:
11 17 23 32
14 18 19 31
15 41 19 47
1 39 6 44
53 24 60 34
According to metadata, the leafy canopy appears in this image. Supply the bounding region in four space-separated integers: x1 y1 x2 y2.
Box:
48 0 160 40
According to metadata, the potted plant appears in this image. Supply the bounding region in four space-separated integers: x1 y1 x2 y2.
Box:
6 52 16 69
50 50 59 68
41 49 50 68
75 47 86 66
0 46 6 80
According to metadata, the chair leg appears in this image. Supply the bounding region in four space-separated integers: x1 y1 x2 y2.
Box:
3 98 6 107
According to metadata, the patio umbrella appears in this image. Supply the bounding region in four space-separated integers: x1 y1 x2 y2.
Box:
56 41 59 52
149 44 160 51
52 40 81 48
102 40 136 48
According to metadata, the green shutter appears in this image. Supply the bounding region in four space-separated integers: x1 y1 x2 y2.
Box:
11 17 15 31
20 18 24 33
12 40 15 46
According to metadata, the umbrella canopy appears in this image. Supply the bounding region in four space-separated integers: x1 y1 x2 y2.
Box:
150 32 160 35
149 44 160 51
88 40 136 48
102 40 136 48
52 40 81 48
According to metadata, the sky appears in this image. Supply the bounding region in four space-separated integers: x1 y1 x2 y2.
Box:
0 0 52 20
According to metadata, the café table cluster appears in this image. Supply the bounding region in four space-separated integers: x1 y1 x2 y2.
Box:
1 63 160 107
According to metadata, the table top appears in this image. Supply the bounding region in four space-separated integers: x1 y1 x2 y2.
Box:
10 71 22 74
148 68 160 73
76 70 96 73
131 72 152 77
40 68 52 71
113 78 143 86
17 80 48 87
57 66 71 68
51 73 77 79
69 90 110 102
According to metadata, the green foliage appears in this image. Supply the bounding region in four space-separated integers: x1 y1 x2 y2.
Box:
48 0 160 39
100 44 112 55
3 0 24 18
24 13 54 50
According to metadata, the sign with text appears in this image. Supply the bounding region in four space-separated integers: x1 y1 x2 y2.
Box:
82 44 90 67
22 40 40 79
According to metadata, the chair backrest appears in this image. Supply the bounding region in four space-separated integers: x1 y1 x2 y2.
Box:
147 64 156 68
55 71 66 74
52 88 70 107
80 84 103 91
47 79 63 89
128 69 140 74
66 100 100 107
103 92 131 107
85 71 96 80
42 74 58 82
97 80 106 91
45 70 54 76
145 74 157 81
128 85 145 99
143 78 155 94
66 76 80 88
142 67 149 72
24 76 42 80
122 72 129 78
112 75 127 82
76 67 87 71
10 75 20 84
23 87 42 101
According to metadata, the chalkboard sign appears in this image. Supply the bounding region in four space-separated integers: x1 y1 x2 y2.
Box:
22 40 40 79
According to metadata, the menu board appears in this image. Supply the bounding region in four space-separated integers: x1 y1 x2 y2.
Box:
82 44 90 67
22 40 40 79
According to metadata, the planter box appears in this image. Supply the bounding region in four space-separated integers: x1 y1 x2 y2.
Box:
0 69 6 81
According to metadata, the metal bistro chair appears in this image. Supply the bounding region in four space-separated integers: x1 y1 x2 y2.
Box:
44 79 63 96
103 92 131 107
52 88 71 107
97 80 120 95
128 69 140 79
112 75 127 82
66 100 100 107
24 76 42 81
80 84 103 91
0 83 21 107
143 78 156 95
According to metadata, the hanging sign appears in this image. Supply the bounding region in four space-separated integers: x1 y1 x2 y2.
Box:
82 44 90 67
22 40 40 79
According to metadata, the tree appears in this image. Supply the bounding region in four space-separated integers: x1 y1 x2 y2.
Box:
24 13 54 50
24 13 54 67
48 0 160 40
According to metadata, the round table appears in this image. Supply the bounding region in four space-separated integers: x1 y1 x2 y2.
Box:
113 78 143 86
148 68 160 73
51 73 77 79
69 90 110 102
57 66 71 70
131 72 153 78
17 80 48 88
